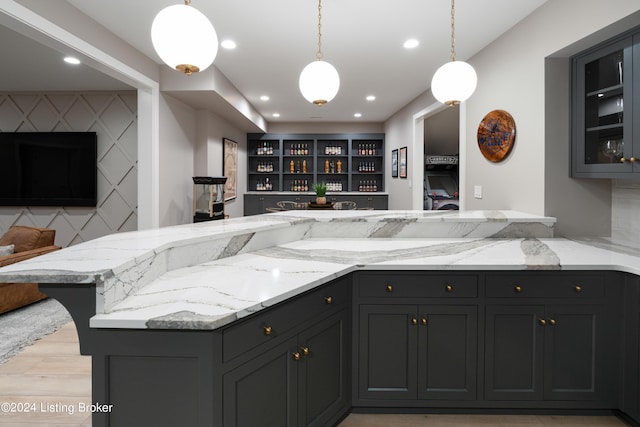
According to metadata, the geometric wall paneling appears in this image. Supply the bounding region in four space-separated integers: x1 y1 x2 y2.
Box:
0 92 138 247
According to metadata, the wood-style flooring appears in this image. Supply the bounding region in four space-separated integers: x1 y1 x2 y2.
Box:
0 321 630 426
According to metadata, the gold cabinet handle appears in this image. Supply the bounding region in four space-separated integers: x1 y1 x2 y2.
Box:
514 285 522 293
539 318 547 326
386 284 393 292
445 284 453 293
292 352 301 361
421 317 428 326
631 157 637 163
574 285 582 292
621 157 628 163
263 326 273 336
301 347 310 356
324 296 333 304
411 317 418 325
549 319 557 326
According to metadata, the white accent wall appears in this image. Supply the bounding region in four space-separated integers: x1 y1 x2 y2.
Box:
0 92 137 247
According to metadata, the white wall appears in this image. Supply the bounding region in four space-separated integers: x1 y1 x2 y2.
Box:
159 94 197 227
195 110 247 219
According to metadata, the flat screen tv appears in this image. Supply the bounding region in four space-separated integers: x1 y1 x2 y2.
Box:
0 132 97 207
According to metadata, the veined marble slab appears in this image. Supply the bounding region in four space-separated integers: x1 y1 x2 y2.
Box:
89 236 640 330
0 210 581 330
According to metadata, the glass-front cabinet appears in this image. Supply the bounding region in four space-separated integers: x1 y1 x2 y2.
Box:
572 32 639 178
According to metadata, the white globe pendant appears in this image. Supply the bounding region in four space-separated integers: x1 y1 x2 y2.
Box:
151 3 218 75
431 60 477 106
299 60 340 105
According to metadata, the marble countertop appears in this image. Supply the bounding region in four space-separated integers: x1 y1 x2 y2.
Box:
2 210 637 331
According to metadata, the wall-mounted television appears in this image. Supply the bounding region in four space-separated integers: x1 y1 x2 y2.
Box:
0 132 97 207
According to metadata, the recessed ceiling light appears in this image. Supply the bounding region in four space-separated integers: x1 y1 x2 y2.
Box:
354 113 362 118
272 113 280 118
403 39 419 49
63 56 81 65
366 95 376 101
260 95 270 101
221 39 237 49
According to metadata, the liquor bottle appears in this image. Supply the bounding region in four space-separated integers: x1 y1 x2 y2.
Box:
336 159 342 173
290 160 294 173
302 159 307 173
325 159 329 173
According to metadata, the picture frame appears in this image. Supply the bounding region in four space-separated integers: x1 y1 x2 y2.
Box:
391 149 398 178
223 138 237 201
399 146 407 178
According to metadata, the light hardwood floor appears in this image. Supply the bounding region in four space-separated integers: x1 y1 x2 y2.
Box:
0 321 630 426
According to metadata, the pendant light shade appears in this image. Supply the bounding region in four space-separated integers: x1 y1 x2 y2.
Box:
431 60 477 106
431 0 477 106
299 60 340 105
299 0 339 105
151 2 218 75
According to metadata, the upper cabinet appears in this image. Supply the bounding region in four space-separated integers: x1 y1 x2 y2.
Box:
571 30 640 178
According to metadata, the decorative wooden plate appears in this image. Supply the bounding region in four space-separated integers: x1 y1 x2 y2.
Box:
477 110 516 162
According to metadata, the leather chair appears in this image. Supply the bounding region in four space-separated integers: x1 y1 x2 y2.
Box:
0 226 61 314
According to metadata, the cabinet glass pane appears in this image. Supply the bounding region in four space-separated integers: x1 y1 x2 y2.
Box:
583 49 626 165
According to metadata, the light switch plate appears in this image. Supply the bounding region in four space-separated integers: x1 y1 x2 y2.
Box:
474 185 482 199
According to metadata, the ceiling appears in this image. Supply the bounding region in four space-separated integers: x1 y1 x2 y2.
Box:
1 0 548 124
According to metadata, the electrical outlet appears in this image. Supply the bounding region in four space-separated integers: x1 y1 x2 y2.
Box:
474 185 482 199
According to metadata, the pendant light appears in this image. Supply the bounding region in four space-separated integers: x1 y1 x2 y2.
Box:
151 0 218 76
431 0 477 106
299 0 340 105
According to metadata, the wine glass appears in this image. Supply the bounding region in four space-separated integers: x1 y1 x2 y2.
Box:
601 140 623 163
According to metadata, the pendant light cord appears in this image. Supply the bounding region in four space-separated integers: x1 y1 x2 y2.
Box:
450 0 456 62
316 0 323 61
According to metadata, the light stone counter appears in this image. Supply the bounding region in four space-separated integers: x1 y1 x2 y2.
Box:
3 210 637 331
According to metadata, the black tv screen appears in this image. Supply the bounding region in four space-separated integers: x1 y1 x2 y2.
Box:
0 132 97 207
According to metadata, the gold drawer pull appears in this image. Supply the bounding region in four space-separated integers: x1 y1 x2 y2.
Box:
421 317 428 326
574 285 582 292
386 284 393 292
324 296 333 304
445 284 453 293
292 352 301 361
514 285 523 293
549 319 557 326
301 346 310 356
539 318 546 326
631 157 637 163
411 317 418 325
263 326 273 336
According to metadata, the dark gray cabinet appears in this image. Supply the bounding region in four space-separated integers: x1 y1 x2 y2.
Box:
485 304 603 401
357 304 477 402
572 29 640 178
484 273 615 406
245 193 388 215
223 310 349 427
245 133 386 215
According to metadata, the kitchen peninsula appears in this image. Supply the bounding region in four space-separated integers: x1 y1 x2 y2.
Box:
1 210 639 427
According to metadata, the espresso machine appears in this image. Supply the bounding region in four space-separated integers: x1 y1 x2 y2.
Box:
192 176 227 222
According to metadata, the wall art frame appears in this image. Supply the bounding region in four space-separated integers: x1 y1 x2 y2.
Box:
223 138 237 201
399 146 408 178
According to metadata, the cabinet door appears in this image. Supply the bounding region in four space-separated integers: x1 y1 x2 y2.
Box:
358 305 418 400
572 36 635 177
543 304 603 400
485 305 544 401
223 336 298 427
417 305 477 401
298 311 350 427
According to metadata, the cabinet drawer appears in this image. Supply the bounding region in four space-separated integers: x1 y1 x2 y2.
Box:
485 274 605 298
358 273 477 298
222 279 349 362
